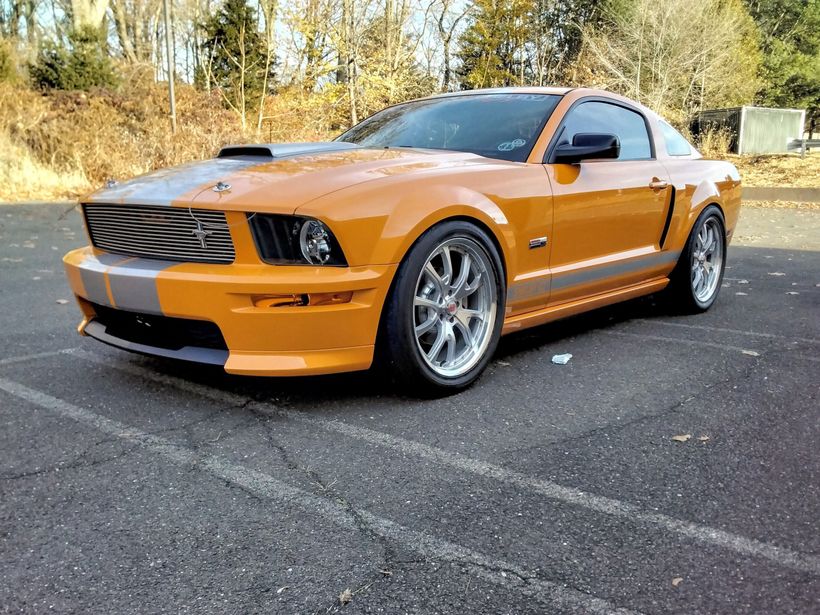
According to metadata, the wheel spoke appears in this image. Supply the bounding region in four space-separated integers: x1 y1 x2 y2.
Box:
453 319 475 350
451 253 471 296
439 246 453 286
426 326 446 363
455 307 483 329
424 262 444 295
704 227 714 253
415 312 438 336
414 295 439 310
692 267 703 291
445 333 457 364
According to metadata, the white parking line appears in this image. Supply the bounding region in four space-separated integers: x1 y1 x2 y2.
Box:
0 348 78 366
65 348 820 575
637 319 820 346
0 376 639 615
602 330 763 355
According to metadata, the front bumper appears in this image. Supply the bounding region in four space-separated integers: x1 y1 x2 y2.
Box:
63 247 397 376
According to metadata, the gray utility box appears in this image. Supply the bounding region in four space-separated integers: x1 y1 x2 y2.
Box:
694 106 806 154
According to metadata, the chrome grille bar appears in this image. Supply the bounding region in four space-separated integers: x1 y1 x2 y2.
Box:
83 203 236 264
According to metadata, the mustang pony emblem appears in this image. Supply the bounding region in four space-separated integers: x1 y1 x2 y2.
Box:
191 221 213 249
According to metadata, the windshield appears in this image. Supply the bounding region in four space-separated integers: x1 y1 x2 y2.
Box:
336 93 562 162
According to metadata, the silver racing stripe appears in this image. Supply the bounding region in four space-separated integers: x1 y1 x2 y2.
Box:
106 258 175 315
77 252 124 307
510 251 680 300
77 253 174 314
85 143 362 207
551 251 680 291
85 158 259 207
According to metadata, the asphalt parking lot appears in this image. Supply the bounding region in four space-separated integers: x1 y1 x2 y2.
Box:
1 203 818 614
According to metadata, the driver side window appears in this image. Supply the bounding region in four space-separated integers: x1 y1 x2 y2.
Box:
561 101 652 161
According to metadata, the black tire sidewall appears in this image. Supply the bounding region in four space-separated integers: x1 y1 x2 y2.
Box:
381 220 506 393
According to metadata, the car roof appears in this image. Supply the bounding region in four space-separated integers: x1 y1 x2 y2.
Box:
425 86 574 99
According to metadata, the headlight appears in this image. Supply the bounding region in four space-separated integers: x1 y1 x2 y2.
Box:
299 219 332 264
248 214 347 266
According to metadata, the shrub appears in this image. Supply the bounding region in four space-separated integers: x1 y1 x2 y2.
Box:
30 27 118 91
0 38 18 84
695 126 734 157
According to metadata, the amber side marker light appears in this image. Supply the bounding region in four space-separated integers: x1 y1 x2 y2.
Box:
253 292 353 308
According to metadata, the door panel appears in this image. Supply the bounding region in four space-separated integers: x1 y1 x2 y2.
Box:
545 160 672 304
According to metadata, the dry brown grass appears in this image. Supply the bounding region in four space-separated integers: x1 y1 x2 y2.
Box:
731 153 820 188
0 74 342 201
694 126 734 157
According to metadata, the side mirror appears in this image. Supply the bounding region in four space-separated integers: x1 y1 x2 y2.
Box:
551 133 620 164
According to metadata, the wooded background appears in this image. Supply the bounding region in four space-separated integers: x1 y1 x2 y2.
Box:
0 0 818 199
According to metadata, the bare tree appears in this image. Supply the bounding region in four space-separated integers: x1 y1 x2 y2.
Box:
256 0 276 133
110 0 161 63
70 0 109 29
433 0 470 91
581 0 761 119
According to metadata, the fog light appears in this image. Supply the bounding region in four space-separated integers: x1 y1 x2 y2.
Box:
253 294 308 308
307 291 353 306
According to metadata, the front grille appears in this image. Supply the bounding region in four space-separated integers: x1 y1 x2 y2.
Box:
91 303 228 351
83 203 235 264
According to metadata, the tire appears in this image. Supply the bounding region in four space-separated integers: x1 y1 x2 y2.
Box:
378 220 506 396
666 205 727 313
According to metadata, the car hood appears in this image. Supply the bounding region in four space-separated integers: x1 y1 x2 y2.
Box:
84 143 492 214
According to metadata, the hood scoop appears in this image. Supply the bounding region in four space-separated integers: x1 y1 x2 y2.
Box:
217 141 361 160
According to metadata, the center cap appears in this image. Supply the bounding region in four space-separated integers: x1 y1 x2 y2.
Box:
446 301 458 315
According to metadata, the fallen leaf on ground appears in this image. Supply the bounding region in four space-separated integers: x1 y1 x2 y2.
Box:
672 577 683 587
671 434 691 442
741 350 760 356
339 588 353 605
698 435 710 442
55 299 69 305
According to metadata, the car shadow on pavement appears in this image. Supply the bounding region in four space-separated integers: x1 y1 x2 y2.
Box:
125 293 665 404
118 244 819 406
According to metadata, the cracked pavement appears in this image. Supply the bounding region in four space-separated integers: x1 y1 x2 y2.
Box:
0 204 818 614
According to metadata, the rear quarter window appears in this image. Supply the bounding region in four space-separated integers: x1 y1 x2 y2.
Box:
659 120 692 156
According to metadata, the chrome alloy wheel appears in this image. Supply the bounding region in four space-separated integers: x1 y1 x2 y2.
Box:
413 238 497 378
691 216 724 303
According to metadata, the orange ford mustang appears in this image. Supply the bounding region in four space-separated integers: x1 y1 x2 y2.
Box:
63 87 741 394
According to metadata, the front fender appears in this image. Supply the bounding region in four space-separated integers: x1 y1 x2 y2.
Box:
296 180 517 280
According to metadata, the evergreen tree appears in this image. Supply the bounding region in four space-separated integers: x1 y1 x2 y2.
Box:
199 0 275 128
746 0 820 132
457 0 534 89
29 26 118 91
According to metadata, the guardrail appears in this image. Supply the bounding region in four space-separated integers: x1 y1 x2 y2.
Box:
788 138 820 157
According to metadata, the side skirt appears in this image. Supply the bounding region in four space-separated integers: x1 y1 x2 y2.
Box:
501 278 669 335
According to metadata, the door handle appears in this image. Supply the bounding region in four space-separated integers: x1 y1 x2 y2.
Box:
649 179 669 190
